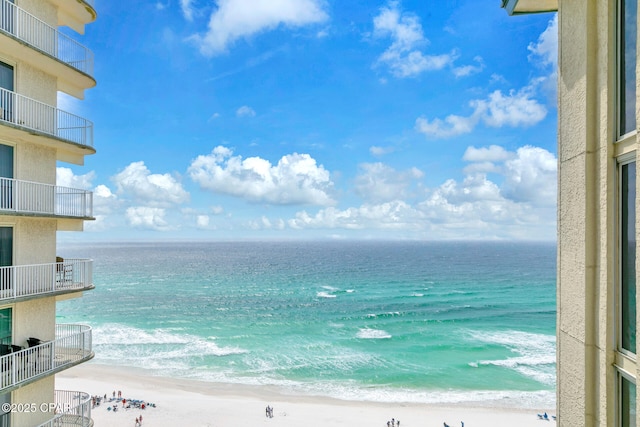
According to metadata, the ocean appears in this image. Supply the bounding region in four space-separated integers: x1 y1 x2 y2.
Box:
56 241 556 409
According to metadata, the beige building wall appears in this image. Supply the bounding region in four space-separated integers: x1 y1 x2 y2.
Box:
555 0 639 425
0 1 97 424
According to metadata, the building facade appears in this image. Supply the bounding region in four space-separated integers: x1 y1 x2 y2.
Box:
503 0 640 425
0 0 97 425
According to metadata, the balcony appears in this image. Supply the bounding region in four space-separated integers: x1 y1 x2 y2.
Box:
0 259 93 302
0 324 93 392
37 390 94 427
0 0 94 78
0 87 94 151
0 178 93 219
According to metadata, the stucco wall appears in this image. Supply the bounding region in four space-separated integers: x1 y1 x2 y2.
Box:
15 141 56 185
17 0 57 28
11 376 55 427
15 218 57 265
16 63 57 106
557 0 614 425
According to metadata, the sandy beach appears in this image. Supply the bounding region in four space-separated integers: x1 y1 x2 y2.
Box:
56 363 556 427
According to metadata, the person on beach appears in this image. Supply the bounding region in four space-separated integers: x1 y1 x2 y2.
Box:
266 406 269 418
135 417 139 426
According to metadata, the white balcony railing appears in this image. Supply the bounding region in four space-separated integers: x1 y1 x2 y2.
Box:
0 178 93 218
0 0 94 77
0 324 93 391
0 259 93 301
36 390 94 427
0 87 93 147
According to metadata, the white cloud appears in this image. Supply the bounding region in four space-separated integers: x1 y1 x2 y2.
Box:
473 89 547 128
528 15 558 69
416 87 547 138
188 146 335 205
373 2 457 77
463 145 511 163
354 163 423 203
369 145 395 156
190 0 328 56
113 161 189 207
453 56 485 78
415 113 479 138
236 105 256 117
57 167 95 189
284 145 557 240
528 15 558 103
196 215 210 228
126 207 170 230
501 145 557 206
180 0 195 21
288 201 424 230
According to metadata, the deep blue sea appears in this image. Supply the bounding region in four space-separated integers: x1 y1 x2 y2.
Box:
56 241 556 408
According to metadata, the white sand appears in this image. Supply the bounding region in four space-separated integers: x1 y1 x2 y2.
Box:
56 363 556 427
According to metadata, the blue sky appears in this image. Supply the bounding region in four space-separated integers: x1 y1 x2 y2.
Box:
57 0 558 242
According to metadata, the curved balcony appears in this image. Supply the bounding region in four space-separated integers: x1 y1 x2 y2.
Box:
0 324 93 392
37 390 94 427
0 0 94 77
0 178 93 219
0 87 94 149
0 259 93 302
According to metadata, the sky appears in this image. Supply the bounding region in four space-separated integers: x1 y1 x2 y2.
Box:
56 0 558 242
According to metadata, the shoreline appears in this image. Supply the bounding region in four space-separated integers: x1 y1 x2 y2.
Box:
56 363 556 427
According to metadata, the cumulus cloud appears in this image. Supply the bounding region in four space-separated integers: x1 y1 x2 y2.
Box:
126 207 170 230
415 113 478 139
283 144 557 240
373 2 457 78
57 167 95 189
354 163 423 203
462 145 513 175
462 145 511 163
416 87 547 138
528 15 557 69
113 161 189 207
190 0 328 56
236 105 256 117
528 15 558 102
501 146 557 206
57 168 120 220
188 146 335 205
288 201 424 230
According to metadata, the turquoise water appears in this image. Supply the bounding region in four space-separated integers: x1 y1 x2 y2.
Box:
56 241 556 408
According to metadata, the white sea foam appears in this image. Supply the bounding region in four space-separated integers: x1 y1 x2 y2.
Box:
92 324 247 370
356 328 391 339
317 291 336 298
466 329 556 386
